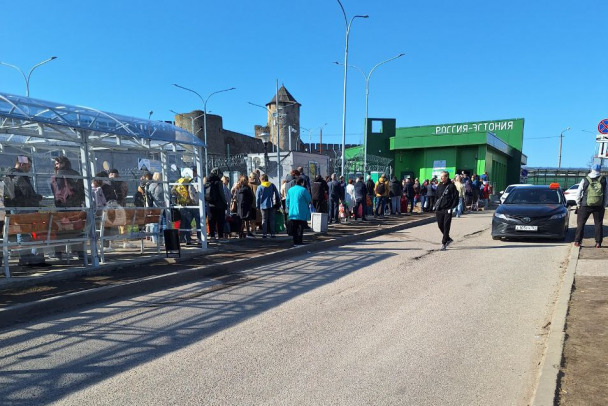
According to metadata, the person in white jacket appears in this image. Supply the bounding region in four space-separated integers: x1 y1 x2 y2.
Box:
574 163 607 248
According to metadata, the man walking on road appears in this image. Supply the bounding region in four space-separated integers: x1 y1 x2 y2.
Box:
574 163 607 248
435 171 459 251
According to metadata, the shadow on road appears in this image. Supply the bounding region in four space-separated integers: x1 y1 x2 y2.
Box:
0 247 393 405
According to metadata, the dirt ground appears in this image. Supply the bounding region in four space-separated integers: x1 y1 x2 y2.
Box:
558 275 608 405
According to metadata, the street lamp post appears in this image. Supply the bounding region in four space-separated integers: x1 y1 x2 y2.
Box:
173 84 236 177
336 0 368 177
0 56 57 97
558 127 571 168
260 132 270 173
334 53 404 176
170 109 205 137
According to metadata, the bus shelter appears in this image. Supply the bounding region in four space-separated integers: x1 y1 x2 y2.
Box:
0 92 207 278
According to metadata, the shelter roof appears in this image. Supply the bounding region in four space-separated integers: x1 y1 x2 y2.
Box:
0 92 205 149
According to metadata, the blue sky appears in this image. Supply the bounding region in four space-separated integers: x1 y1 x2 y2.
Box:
1 0 606 168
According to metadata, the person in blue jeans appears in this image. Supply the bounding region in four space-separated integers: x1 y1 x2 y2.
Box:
327 174 342 224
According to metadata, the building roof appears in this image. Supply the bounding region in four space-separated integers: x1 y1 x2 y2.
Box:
266 85 300 107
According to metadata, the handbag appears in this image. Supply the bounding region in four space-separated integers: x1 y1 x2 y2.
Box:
230 198 238 213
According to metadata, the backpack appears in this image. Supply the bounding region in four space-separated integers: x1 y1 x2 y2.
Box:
175 177 193 205
376 181 386 195
3 175 16 202
585 176 605 206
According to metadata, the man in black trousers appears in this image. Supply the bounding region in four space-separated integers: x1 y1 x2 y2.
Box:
435 171 459 251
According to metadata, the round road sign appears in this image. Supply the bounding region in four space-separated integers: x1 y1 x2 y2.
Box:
598 118 608 134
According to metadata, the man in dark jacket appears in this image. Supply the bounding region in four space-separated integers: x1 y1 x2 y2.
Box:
205 167 227 240
353 177 368 221
403 178 415 213
389 176 403 215
311 174 328 213
327 174 342 224
435 171 459 250
297 166 311 192
366 175 375 217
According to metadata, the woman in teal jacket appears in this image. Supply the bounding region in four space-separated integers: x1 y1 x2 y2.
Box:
286 177 312 246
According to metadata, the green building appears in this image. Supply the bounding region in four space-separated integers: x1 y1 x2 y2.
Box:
361 118 526 194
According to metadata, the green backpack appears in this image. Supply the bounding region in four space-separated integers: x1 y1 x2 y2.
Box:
585 176 605 206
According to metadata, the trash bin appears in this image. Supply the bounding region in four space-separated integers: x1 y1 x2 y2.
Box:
164 229 181 258
310 212 328 233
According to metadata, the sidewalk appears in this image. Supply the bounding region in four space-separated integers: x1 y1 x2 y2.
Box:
556 220 608 405
0 212 435 327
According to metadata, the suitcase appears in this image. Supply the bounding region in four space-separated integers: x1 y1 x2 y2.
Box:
227 214 242 233
400 196 408 213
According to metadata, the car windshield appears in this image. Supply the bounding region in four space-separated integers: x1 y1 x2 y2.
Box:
504 186 516 193
505 188 563 204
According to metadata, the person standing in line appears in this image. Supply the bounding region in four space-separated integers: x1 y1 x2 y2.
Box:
412 178 421 213
345 179 356 218
235 175 255 238
435 171 459 251
286 177 312 246
51 156 86 260
453 175 465 218
327 173 342 224
574 163 607 248
403 178 415 214
389 176 403 215
353 177 368 221
426 178 437 213
5 156 48 267
255 173 281 238
420 179 428 212
189 167 202 242
311 174 328 213
108 169 128 207
205 168 227 241
374 174 389 217
297 166 311 193
366 175 375 216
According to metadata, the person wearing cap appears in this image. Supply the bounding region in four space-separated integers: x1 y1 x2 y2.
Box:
574 163 607 248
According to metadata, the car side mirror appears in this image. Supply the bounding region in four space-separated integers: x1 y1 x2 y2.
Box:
499 191 504 195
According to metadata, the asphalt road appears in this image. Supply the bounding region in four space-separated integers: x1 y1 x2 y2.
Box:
0 211 573 405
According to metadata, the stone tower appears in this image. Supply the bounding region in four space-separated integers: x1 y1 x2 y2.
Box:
264 85 301 151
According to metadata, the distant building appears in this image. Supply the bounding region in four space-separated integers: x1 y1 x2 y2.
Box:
173 111 265 159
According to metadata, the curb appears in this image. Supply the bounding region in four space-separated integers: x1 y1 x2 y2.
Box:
0 216 435 329
532 244 579 405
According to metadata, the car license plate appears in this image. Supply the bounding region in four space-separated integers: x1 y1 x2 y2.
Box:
515 225 538 231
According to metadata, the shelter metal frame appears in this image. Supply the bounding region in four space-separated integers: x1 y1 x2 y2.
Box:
0 92 207 277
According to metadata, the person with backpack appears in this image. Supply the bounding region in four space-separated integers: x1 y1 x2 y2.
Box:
171 173 195 244
374 174 390 217
255 173 281 238
311 174 328 214
574 163 607 248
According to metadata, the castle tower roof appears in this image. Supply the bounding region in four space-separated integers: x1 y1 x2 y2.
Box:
266 85 301 107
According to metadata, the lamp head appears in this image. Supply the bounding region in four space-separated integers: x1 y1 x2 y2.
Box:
260 132 270 144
